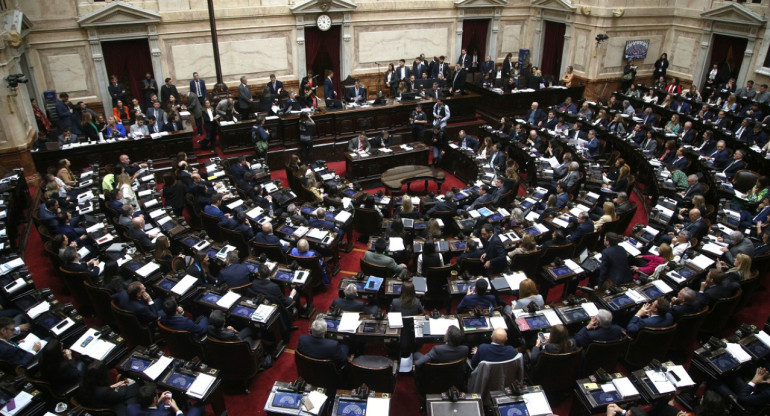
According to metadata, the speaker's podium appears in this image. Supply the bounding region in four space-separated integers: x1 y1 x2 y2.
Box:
426 392 483 416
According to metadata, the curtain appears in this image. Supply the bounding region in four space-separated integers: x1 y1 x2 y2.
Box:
540 21 566 79
709 34 747 80
305 27 341 97
102 40 154 102
461 19 489 61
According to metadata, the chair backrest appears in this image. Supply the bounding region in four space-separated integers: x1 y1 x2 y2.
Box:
575 231 599 255
82 280 116 327
459 257 485 276
732 169 759 194
624 324 677 368
157 322 206 361
415 358 468 397
738 270 761 309
538 243 575 267
670 306 709 353
467 355 524 403
58 266 93 315
219 226 251 259
37 225 53 243
353 207 383 237
109 300 154 349
509 251 541 278
70 396 117 416
360 258 396 278
581 337 630 376
425 264 455 281
347 358 397 393
699 289 742 335
294 350 341 393
201 212 224 242
20 367 78 401
184 194 203 230
530 348 583 395
287 253 324 289
252 241 288 264
616 202 638 235
204 337 261 388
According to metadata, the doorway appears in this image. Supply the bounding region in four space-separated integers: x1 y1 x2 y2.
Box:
305 26 341 100
708 34 748 85
101 39 154 101
461 19 489 63
540 21 566 81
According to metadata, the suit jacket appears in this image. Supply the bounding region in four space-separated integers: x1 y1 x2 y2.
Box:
238 83 252 108
247 279 292 307
331 298 367 313
127 404 202 416
283 98 304 112
722 159 746 179
267 80 284 95
671 303 700 321
160 314 208 339
427 88 443 100
561 171 580 190
626 313 674 335
682 183 704 200
599 245 633 287
416 344 469 367
457 54 471 70
427 200 458 215
457 135 480 152
724 238 754 264
148 108 167 126
203 204 226 221
112 291 163 325
218 263 251 288
641 138 657 152
395 66 411 82
218 218 255 240
38 206 61 231
697 280 740 308
568 219 595 243
671 156 688 171
681 217 707 240
364 251 405 275
681 129 696 145
347 86 366 103
160 85 179 106
163 120 182 132
471 343 517 367
480 60 494 76
372 133 391 148
556 192 570 209
574 324 624 348
451 68 466 92
297 334 349 367
431 62 449 79
189 79 207 101
127 226 155 252
412 62 426 79
525 109 546 125
254 232 281 246
0 339 35 367
348 136 371 152
63 261 100 280
457 294 497 313
483 234 507 274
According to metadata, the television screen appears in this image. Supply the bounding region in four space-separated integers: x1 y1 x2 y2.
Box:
624 40 649 60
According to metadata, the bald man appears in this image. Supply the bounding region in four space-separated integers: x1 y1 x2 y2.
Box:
470 328 517 368
127 216 157 252
255 222 281 245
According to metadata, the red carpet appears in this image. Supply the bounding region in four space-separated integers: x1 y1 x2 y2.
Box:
22 159 770 416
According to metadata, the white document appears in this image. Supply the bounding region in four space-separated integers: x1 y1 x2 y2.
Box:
541 309 562 327
666 365 695 388
387 312 403 329
388 237 405 252
651 280 673 294
427 317 460 335
143 355 173 380
226 199 244 210
293 226 309 237
187 373 217 399
0 391 33 416
755 331 770 347
625 289 647 304
26 301 51 319
581 302 600 317
136 262 160 278
216 291 241 309
338 312 361 333
86 222 105 233
246 206 264 219
525 211 540 222
490 316 508 329
303 390 328 415
306 228 329 240
645 370 675 394
253 304 276 323
171 275 198 296
335 210 352 223
366 397 390 416
552 217 570 228
564 259 584 274
619 241 641 256
503 271 528 290
523 391 552 416
18 333 47 353
612 377 639 398
702 243 725 256
726 343 752 363
688 254 715 270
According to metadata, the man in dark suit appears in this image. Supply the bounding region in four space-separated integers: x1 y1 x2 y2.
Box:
596 232 633 288
347 80 366 104
428 82 443 100
567 123 587 142
267 74 283 96
468 185 494 211
128 217 157 252
207 310 254 343
574 310 624 348
626 298 674 336
0 318 37 367
696 269 740 309
415 325 469 367
238 76 253 120
309 208 343 237
332 284 377 314
456 239 485 266
525 102 546 126
675 208 707 241
450 63 466 94
412 57 427 79
679 122 696 145
395 59 411 85
282 91 304 112
480 224 507 275
721 149 746 180
218 251 251 288
60 246 103 280
255 223 283 246
679 175 704 200
431 56 449 79
488 143 506 172
567 212 595 244
427 191 458 216
112 282 164 325
705 140 730 168
297 318 349 368
670 147 689 171
555 184 570 209
372 130 391 148
457 279 502 313
218 212 255 240
189 72 206 104
481 56 495 77
713 110 730 129
127 383 204 416
747 123 769 147
160 78 180 107
457 48 471 71
348 133 371 152
456 130 479 152
142 72 159 108
471 327 517 368
715 366 770 413
162 113 182 132
671 287 700 321
160 298 208 338
247 265 296 341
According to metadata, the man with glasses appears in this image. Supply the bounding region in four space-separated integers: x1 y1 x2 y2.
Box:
0 317 38 367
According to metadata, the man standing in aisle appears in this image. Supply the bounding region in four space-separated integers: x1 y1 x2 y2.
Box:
238 76 253 120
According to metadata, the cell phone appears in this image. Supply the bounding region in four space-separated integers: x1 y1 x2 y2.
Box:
538 332 547 343
81 336 94 348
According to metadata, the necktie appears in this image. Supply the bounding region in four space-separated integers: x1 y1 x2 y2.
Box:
737 127 744 137
196 81 201 96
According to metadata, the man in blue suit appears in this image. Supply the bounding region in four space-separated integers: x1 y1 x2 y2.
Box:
705 140 730 168
626 298 673 336
740 196 770 229
584 129 601 158
347 80 366 104
480 224 507 275
229 156 250 182
567 212 595 244
480 56 495 78
415 325 470 367
525 102 546 126
160 298 208 338
218 212 255 240
468 185 493 210
309 208 342 236
670 147 688 171
127 383 204 416
456 130 479 152
0 318 38 367
218 250 251 288
574 310 624 348
255 222 282 246
323 70 337 105
189 72 206 104
266 74 283 96
203 193 229 222
721 149 746 180
696 269 739 309
555 184 570 209
471 327 517 368
596 232 633 288
297 318 349 368
112 282 164 325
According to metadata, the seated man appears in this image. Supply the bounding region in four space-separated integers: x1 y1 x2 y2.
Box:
567 211 595 244
347 80 366 104
670 287 700 320
217 250 251 288
426 191 457 216
128 383 204 416
129 117 149 137
696 269 740 309
372 130 391 149
118 204 134 228
0 318 37 367
254 222 286 249
248 264 298 337
308 208 342 236
470 328 517 368
128 216 157 252
719 230 755 264
218 212 255 240
297 318 349 368
159 298 208 339
203 193 230 222
466 185 493 211
574 309 624 348
456 279 503 314
363 237 407 278
207 310 254 343
348 133 371 153
414 325 469 368
626 298 673 336
111 282 164 325
290 238 330 285
456 130 479 152
456 239 485 267
332 284 377 314
60 246 104 280
714 366 770 414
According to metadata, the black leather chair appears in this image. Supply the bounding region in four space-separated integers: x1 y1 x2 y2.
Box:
415 358 468 399
529 348 583 401
509 251 541 277
201 212 224 242
219 226 251 259
110 300 154 349
346 356 397 393
360 258 396 278
424 264 454 314
295 350 343 393
83 280 116 328
353 207 382 241
732 169 759 194
204 337 263 393
624 324 677 368
581 337 630 376
538 243 575 267
251 241 288 264
670 306 709 356
157 321 206 361
184 194 203 230
699 289 742 336
19 367 79 401
70 397 117 416
458 257 485 276
58 267 93 316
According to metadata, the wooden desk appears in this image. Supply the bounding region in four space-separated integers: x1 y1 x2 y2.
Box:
380 164 445 195
345 143 430 185
468 84 585 121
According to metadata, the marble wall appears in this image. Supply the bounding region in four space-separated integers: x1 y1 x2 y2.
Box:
355 26 451 65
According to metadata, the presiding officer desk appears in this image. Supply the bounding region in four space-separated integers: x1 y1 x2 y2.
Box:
344 142 431 186
468 84 586 121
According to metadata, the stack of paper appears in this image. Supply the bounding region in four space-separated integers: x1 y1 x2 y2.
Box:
338 312 361 333
612 377 639 398
388 237 405 251
171 275 198 296
136 262 160 278
387 312 403 329
666 365 695 388
302 390 328 415
651 280 673 294
143 355 173 380
216 291 241 309
26 301 50 319
725 343 752 363
366 397 390 416
19 333 47 354
252 304 276 323
541 309 563 326
426 317 460 335
581 302 600 317
187 373 216 399
625 289 647 304
645 370 675 394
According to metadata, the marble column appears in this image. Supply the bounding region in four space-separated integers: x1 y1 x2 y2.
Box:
736 40 755 87
341 12 352 78
88 29 112 117
487 9 500 61
693 36 712 89
532 17 544 67
559 26 571 77
456 18 464 63
295 21 307 83
148 24 164 82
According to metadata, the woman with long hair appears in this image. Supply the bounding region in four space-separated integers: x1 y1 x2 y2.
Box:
632 242 673 276
31 98 51 134
665 114 681 134
106 115 127 138
508 233 536 259
653 53 669 80
561 65 574 87
425 218 442 239
642 88 659 104
720 253 751 282
530 324 576 361
390 281 424 316
513 278 544 309
56 158 77 186
594 201 617 231
153 235 173 273
112 99 129 123
116 173 136 207
81 112 100 141
384 63 396 96
39 339 82 393
477 136 494 159
201 99 219 150
417 239 443 275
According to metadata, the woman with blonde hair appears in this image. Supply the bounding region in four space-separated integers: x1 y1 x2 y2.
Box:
116 173 136 207
305 177 323 202
508 233 536 259
665 114 681 134
426 218 442 239
594 201 617 231
720 253 751 282
513 278 544 309
632 242 673 276
397 196 420 219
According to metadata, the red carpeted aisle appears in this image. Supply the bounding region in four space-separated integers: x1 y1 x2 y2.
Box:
22 160 770 416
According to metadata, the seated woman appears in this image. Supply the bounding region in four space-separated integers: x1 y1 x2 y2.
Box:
719 253 751 282
186 252 214 285
529 324 577 362
499 117 514 138
287 154 304 177
305 177 324 202
538 195 559 222
659 140 677 164
508 233 537 261
603 158 627 184
603 166 630 193
608 114 626 135
389 281 424 316
554 118 569 136
153 236 174 274
592 109 609 128
513 278 544 310
39 339 83 394
417 239 444 275
594 202 618 232
631 242 673 277
665 114 681 134
425 218 442 240
360 195 383 217
395 196 421 219
105 116 126 138
642 89 659 104
477 137 494 159
659 94 673 109
78 361 140 416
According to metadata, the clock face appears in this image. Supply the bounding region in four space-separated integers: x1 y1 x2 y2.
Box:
317 14 332 31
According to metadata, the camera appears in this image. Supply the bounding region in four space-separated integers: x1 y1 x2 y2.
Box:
4 73 28 89
595 34 609 43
